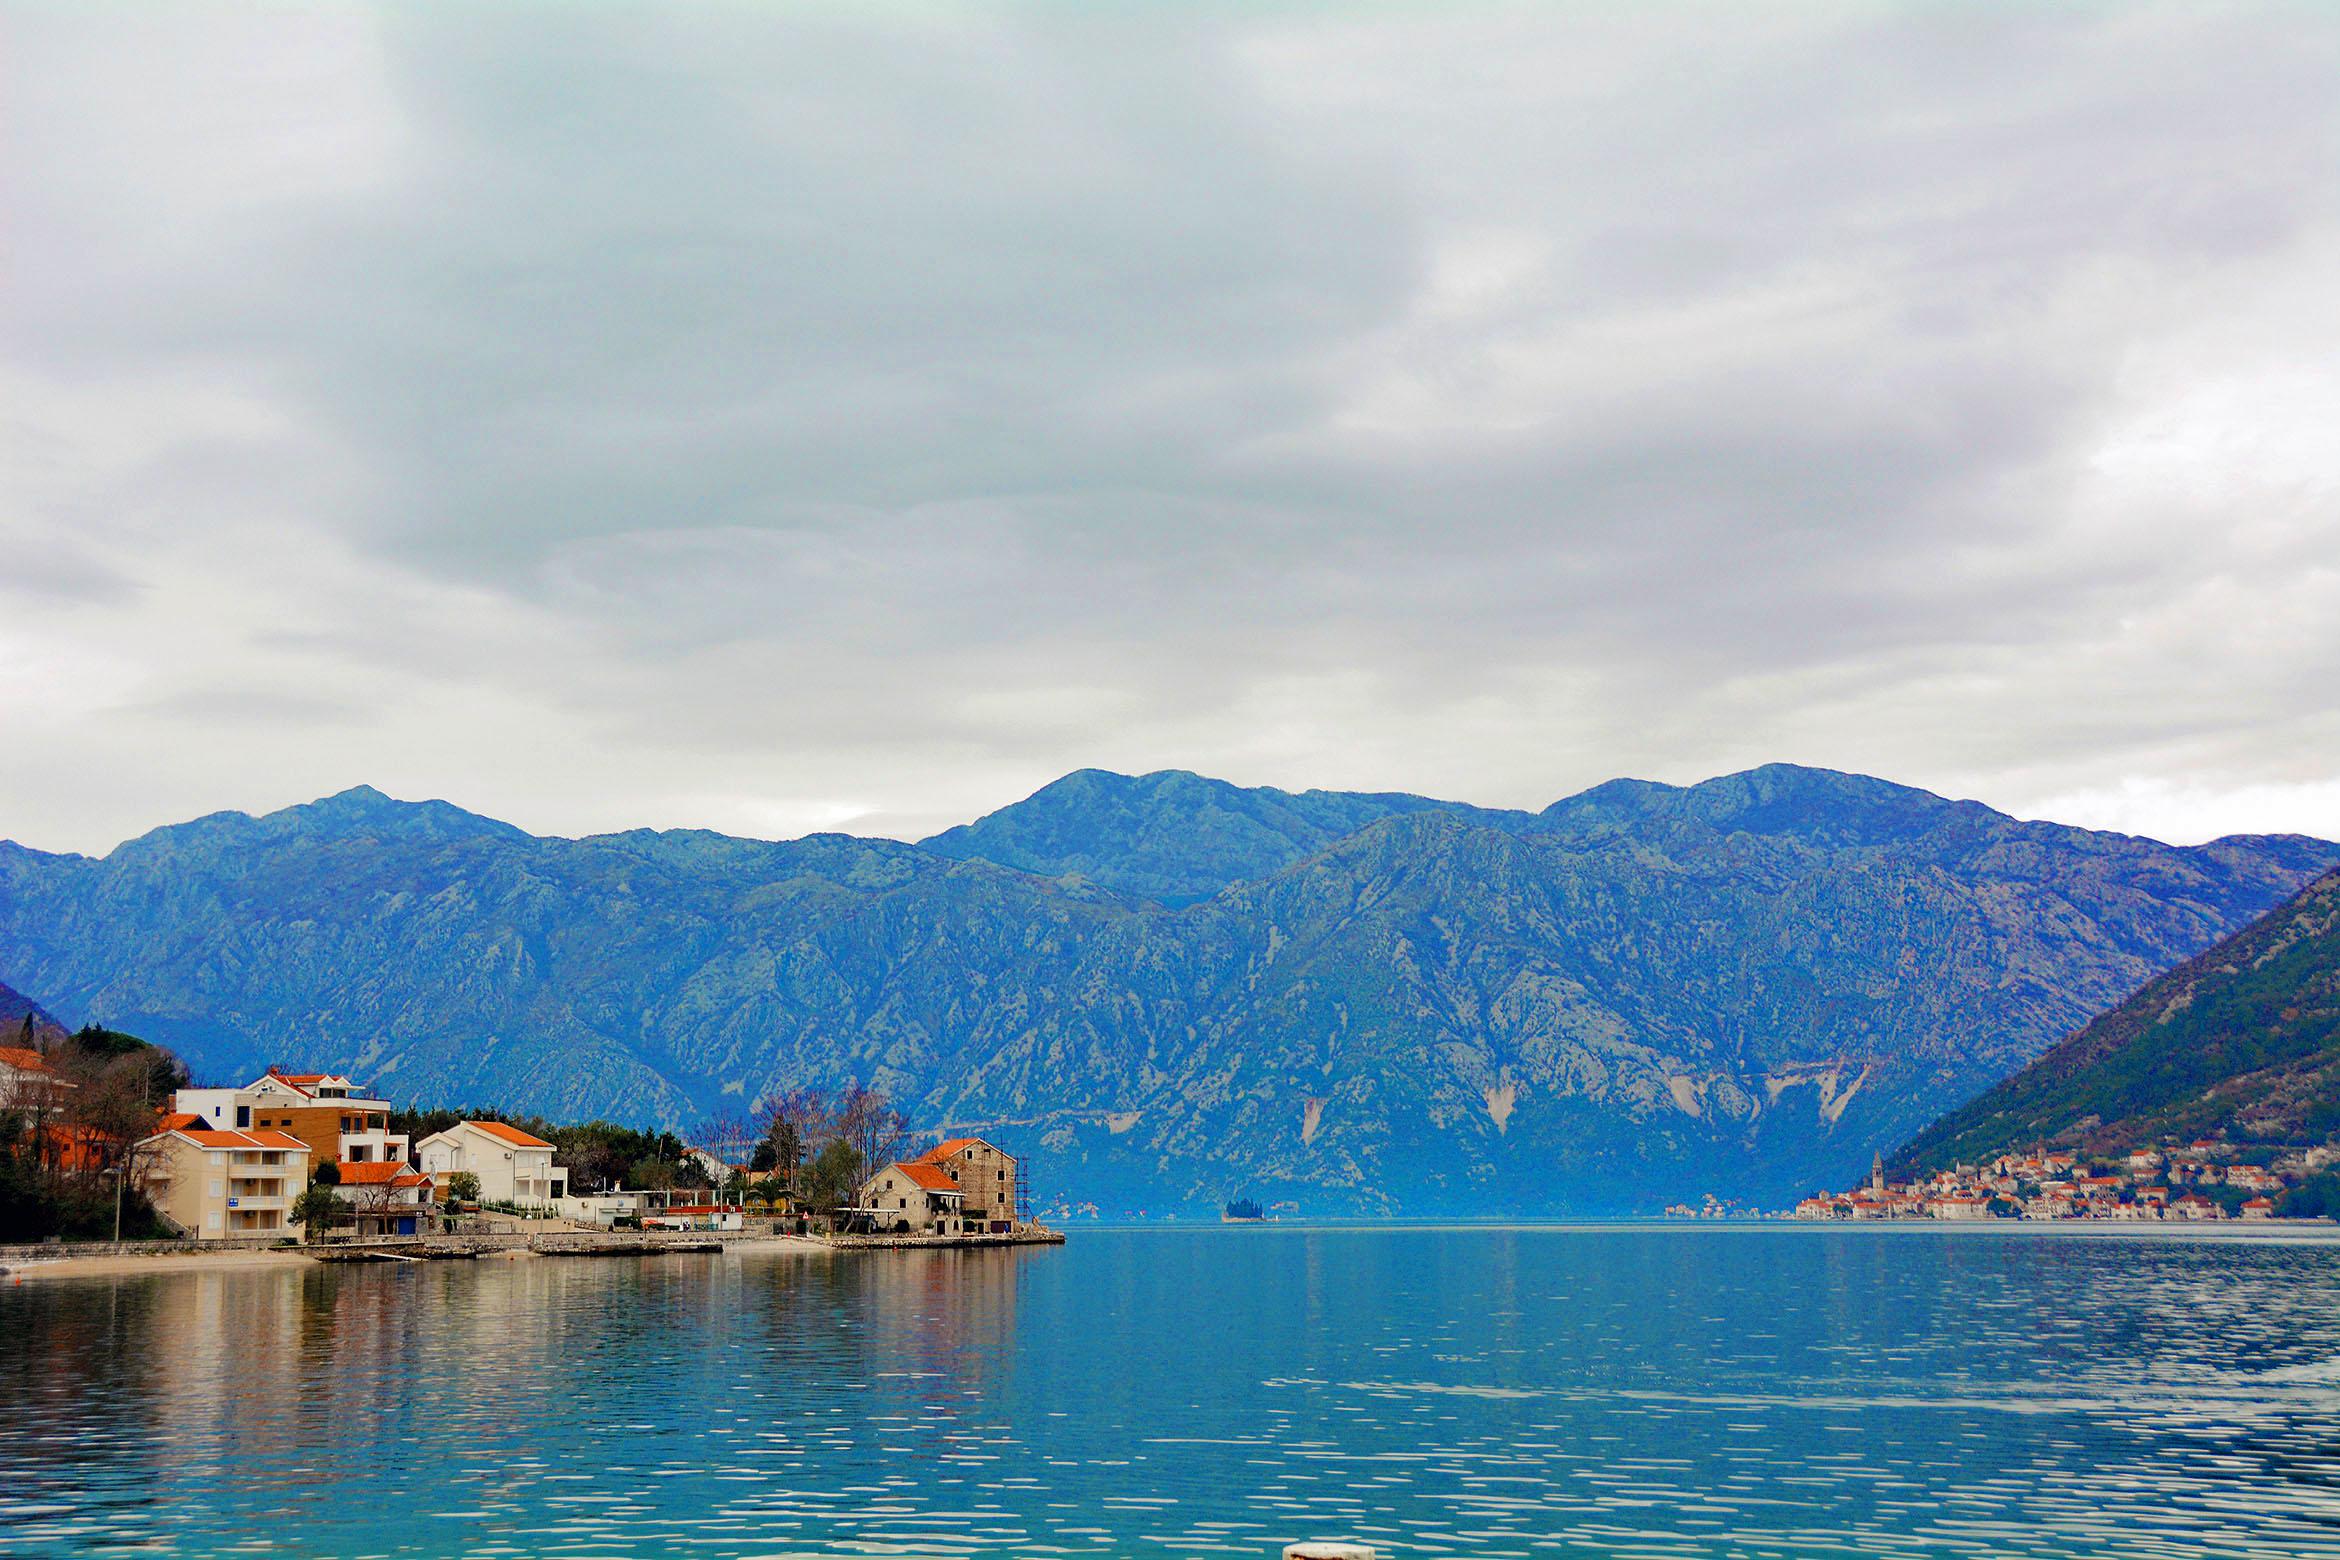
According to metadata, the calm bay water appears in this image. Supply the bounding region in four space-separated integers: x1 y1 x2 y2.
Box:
5 1226 2340 1559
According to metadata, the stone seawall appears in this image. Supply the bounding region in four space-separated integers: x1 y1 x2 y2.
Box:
824 1229 1066 1251
0 1236 290 1264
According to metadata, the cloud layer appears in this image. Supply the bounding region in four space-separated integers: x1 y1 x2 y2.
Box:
4 3 2337 853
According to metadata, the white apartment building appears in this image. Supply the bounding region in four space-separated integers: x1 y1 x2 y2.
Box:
415 1120 568 1207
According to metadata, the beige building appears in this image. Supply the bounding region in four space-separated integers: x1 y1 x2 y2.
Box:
136 1122 311 1240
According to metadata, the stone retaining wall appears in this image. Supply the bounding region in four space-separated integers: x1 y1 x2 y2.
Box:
0 1236 291 1263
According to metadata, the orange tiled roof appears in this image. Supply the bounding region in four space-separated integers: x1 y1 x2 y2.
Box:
468 1120 554 1149
333 1159 424 1185
154 1111 204 1133
1 1045 58 1074
914 1137 988 1163
893 1161 961 1193
164 1126 309 1152
179 1129 253 1148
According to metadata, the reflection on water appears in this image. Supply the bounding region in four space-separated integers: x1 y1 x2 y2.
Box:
4 1228 2340 1557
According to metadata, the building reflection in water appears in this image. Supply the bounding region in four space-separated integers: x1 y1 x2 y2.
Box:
0 1245 1038 1556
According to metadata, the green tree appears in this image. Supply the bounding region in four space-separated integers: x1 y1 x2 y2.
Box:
311 1160 342 1187
446 1171 480 1204
2280 1172 2340 1221
624 1158 678 1191
802 1140 862 1218
292 1183 342 1241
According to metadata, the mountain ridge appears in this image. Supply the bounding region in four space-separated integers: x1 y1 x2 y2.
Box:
3 765 2332 1213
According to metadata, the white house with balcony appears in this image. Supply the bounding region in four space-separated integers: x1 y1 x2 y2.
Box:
415 1120 568 1208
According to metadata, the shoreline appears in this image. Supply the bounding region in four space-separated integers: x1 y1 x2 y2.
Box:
5 1231 833 1283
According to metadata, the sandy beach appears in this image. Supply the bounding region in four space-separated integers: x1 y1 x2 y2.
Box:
5 1246 320 1282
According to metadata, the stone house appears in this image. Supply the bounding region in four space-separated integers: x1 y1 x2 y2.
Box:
910 1137 1020 1233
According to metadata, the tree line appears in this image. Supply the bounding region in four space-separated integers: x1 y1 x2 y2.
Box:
710 1083 912 1216
1 1019 186 1242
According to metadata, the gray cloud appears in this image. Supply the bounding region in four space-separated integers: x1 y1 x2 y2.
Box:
3 1 2337 853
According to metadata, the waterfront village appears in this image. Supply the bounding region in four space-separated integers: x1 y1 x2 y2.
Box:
1782 1142 2339 1222
1 1044 1052 1249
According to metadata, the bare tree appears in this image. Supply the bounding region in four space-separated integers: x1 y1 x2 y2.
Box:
756 1086 832 1197
832 1084 910 1181
341 1169 426 1236
700 1111 758 1175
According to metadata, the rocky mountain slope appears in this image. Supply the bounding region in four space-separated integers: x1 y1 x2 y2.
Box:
1896 867 2340 1171
2 766 2332 1212
1 975 69 1047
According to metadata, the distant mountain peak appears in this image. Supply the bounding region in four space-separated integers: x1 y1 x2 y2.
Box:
921 767 1514 904
109 785 531 860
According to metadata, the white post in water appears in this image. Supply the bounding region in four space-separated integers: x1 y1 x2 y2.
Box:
1284 1546 1377 1560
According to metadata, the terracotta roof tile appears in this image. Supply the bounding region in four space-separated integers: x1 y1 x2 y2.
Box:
892 1161 961 1193
468 1120 555 1149
166 1127 308 1152
333 1159 419 1185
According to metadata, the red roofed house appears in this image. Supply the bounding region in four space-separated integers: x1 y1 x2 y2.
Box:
414 1120 567 1209
328 1159 437 1237
852 1158 971 1235
848 1135 1026 1235
0 1045 73 1112
134 1123 311 1239
912 1136 1021 1233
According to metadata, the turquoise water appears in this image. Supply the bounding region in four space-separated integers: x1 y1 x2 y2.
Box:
5 1226 2340 1558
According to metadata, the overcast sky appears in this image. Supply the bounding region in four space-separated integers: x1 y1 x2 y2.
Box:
4 3 2337 856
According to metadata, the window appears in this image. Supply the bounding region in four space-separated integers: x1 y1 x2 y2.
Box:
235 1106 250 1128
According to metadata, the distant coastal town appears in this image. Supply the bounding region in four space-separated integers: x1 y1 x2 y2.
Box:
2 1028 1055 1255
1783 1141 2339 1222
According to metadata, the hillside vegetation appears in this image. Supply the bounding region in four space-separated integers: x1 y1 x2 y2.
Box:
1897 869 2340 1171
